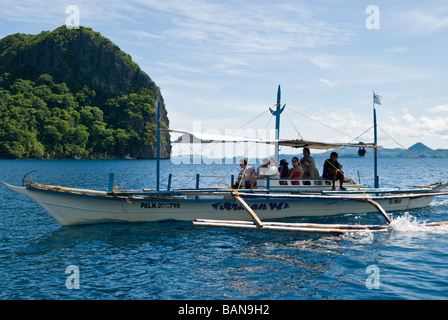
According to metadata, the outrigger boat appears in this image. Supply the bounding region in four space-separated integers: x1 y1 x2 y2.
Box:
3 87 448 231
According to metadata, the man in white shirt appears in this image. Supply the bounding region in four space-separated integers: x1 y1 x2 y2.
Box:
236 158 256 189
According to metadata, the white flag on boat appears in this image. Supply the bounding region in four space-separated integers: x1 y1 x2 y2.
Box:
373 91 383 105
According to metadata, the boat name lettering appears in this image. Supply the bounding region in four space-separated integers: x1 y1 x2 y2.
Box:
212 202 289 211
140 202 180 209
389 199 402 204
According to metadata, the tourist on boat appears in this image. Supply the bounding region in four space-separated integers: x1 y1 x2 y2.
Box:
234 158 257 189
299 147 316 172
266 157 280 177
301 158 320 179
323 152 346 190
288 157 303 185
278 159 289 178
256 158 271 178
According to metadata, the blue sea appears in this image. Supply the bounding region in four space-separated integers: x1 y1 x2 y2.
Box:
1 157 448 301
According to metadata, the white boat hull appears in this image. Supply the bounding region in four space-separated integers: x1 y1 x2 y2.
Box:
3 182 444 226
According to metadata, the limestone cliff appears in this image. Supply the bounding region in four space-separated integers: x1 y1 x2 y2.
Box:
0 26 170 159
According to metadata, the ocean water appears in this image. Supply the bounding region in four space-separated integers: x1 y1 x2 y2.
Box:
1 157 448 301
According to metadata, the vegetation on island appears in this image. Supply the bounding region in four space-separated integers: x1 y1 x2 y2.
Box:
0 26 171 159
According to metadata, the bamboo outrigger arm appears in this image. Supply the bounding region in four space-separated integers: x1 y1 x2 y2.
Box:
196 191 395 233
233 195 264 229
358 198 392 224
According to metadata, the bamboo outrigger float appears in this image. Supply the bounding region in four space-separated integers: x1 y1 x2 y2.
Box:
3 87 448 233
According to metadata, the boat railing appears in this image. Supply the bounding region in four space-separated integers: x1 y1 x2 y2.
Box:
162 173 353 193
165 173 233 192
256 176 338 191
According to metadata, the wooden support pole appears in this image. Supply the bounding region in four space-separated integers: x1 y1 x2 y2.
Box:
365 199 392 224
234 195 263 229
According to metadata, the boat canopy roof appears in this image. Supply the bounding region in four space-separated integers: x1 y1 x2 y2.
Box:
171 129 375 150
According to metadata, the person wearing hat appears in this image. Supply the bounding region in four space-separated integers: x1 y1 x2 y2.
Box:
267 157 280 177
256 158 270 178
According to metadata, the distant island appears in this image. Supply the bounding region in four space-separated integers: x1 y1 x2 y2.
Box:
0 25 171 159
317 142 448 159
171 141 448 165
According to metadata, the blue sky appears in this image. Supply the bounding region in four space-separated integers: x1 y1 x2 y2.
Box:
1 0 448 156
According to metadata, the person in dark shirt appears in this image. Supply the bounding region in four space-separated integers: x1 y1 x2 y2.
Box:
323 152 346 190
278 159 289 178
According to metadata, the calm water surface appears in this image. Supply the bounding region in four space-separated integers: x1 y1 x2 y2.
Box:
1 157 448 300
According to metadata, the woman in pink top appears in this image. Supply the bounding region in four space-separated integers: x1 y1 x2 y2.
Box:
288 157 303 185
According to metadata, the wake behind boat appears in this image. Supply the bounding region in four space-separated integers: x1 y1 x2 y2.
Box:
3 87 448 229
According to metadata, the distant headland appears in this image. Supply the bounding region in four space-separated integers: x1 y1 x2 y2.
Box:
317 142 448 159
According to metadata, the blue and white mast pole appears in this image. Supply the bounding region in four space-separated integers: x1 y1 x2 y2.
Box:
373 90 382 189
269 85 286 165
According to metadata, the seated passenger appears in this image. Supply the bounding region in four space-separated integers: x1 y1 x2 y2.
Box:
256 158 270 178
234 158 256 189
323 152 346 190
278 159 289 178
266 157 280 177
299 147 316 172
301 158 320 179
288 157 303 185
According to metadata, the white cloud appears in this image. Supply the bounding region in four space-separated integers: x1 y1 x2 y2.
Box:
404 9 448 34
309 55 337 69
429 104 448 113
128 31 162 40
139 0 354 53
0 0 147 31
402 114 416 124
385 114 448 140
385 47 410 53
318 78 335 87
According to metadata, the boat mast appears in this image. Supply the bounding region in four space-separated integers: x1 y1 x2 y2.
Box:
269 85 286 164
156 101 161 191
373 91 379 188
